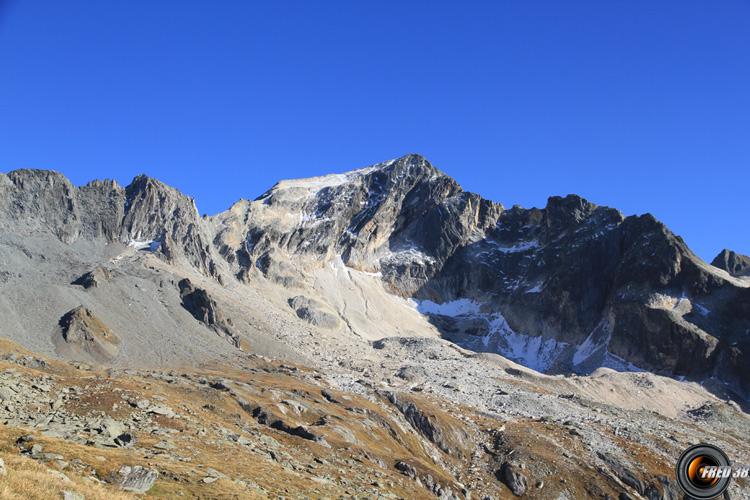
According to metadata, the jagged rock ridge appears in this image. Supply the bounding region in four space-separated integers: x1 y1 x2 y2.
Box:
1 154 748 398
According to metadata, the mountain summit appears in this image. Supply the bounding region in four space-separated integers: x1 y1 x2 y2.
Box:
1 154 748 398
712 248 750 278
1 155 749 498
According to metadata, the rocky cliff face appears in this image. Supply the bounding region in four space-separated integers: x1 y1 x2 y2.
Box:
1 154 748 397
0 169 221 278
417 195 750 392
212 155 501 293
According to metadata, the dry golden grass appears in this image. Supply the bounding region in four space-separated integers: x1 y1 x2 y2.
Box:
0 453 132 500
0 343 440 498
0 336 705 499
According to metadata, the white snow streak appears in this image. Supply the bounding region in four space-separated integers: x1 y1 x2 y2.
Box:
490 240 540 253
415 299 482 316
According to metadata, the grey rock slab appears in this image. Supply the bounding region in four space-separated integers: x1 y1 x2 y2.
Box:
117 465 159 494
147 404 176 418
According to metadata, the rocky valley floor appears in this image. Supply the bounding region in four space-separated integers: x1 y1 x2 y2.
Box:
0 335 748 499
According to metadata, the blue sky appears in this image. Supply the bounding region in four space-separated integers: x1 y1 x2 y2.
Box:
1 1 748 260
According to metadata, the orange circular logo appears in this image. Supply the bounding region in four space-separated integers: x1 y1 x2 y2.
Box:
676 444 731 499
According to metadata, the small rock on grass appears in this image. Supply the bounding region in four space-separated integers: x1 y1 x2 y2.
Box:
203 467 226 483
48 469 73 484
395 460 417 480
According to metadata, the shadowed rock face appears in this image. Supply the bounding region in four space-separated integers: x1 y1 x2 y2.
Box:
178 278 238 346
712 249 750 277
1 154 749 396
212 154 502 294
416 193 750 394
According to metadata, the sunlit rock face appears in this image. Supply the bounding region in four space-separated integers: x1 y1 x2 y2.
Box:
1 153 748 396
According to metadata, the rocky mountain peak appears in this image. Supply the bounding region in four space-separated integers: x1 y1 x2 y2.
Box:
1 157 749 397
1 157 749 499
121 174 200 241
373 153 444 182
0 168 80 243
5 168 72 188
124 174 197 214
83 178 122 190
544 194 597 227
712 249 750 277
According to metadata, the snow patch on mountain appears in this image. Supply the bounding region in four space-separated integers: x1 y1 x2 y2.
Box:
693 303 710 317
525 283 544 294
413 297 646 375
490 240 540 253
272 158 399 200
573 328 608 366
412 299 567 372
486 314 567 372
415 298 481 316
382 247 436 266
128 239 160 252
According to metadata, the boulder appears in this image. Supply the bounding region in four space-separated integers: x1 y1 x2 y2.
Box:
287 296 340 329
147 404 176 418
117 465 158 494
395 460 418 480
497 461 528 496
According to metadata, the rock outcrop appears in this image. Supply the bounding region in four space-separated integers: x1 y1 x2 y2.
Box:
116 465 158 494
385 391 471 458
71 267 110 289
178 278 239 346
56 306 120 363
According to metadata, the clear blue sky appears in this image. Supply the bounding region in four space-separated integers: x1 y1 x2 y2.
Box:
1 1 748 261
